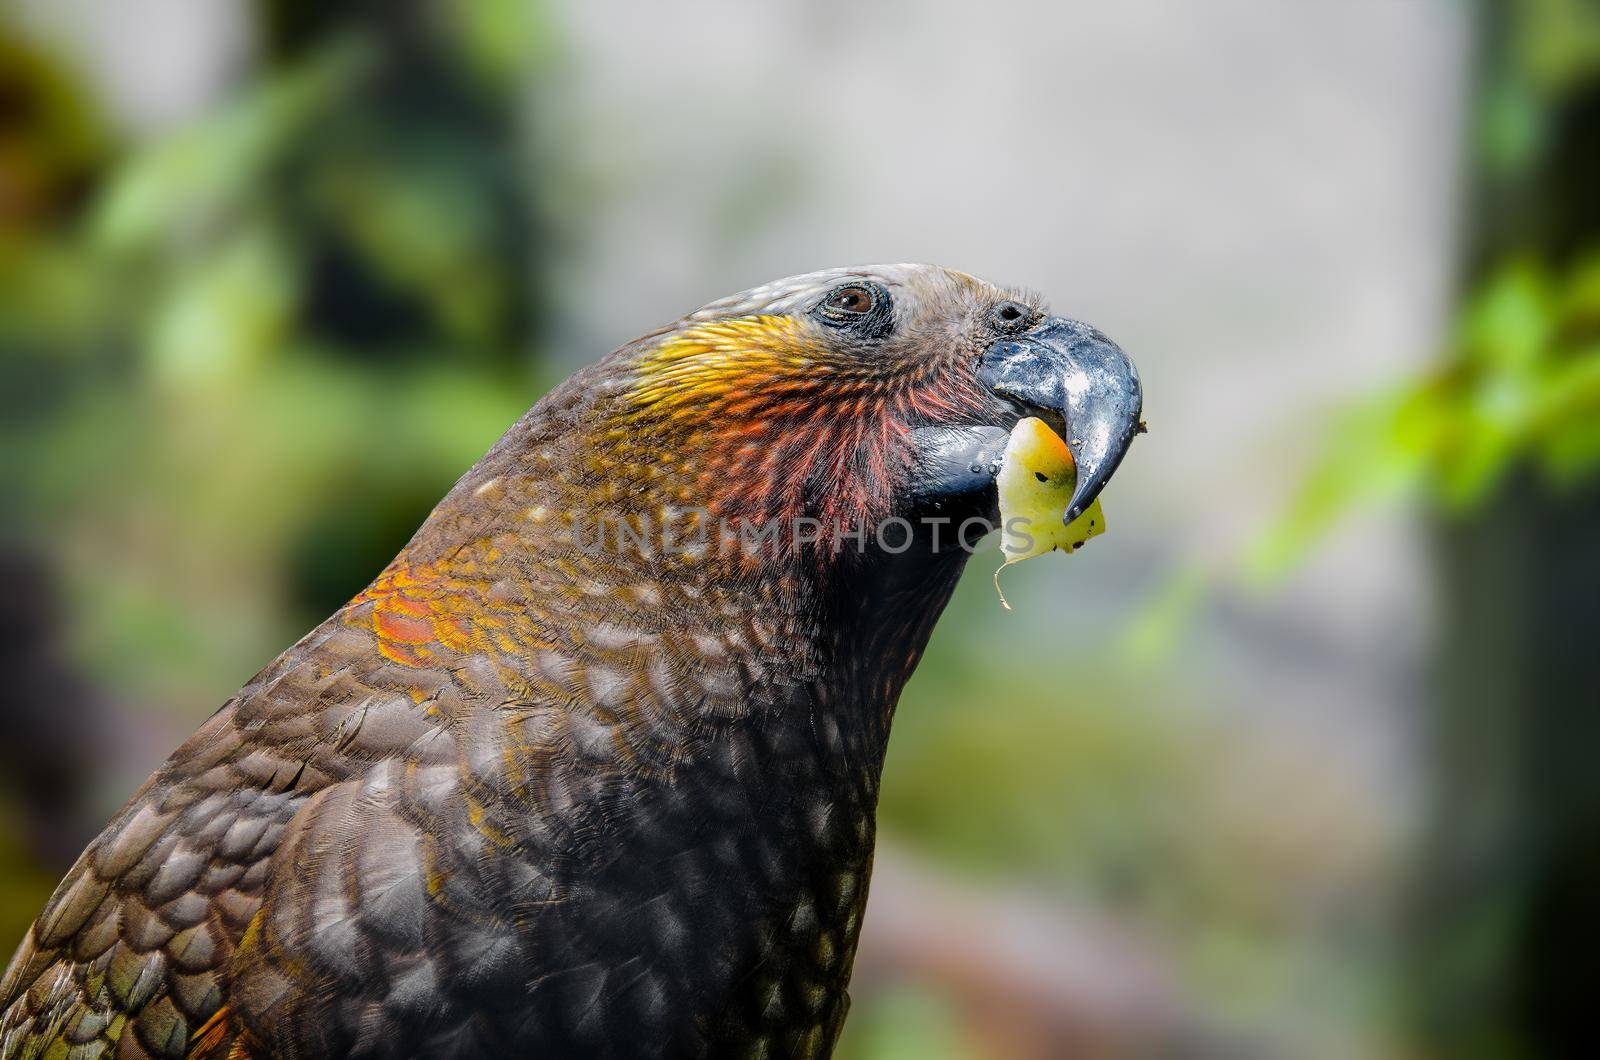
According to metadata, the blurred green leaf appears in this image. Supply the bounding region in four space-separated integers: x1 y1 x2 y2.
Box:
444 0 554 86
89 44 367 255
1515 0 1600 94
1251 253 1600 578
146 223 300 381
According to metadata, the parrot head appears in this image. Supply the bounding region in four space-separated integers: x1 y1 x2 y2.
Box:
564 263 1143 561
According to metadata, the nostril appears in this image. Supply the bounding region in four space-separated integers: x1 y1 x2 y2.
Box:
988 301 1031 333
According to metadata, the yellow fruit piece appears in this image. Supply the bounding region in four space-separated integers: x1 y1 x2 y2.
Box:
994 416 1107 606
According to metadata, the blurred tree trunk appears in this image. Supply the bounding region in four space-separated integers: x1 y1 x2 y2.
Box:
1412 2 1600 1056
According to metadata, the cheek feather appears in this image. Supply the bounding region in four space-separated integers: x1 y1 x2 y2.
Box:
615 316 989 531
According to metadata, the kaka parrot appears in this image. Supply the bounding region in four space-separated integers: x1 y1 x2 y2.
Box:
0 265 1141 1058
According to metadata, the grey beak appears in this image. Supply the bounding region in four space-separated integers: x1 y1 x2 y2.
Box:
977 317 1143 522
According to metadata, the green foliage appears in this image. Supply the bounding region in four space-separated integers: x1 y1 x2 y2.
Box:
1511 0 1600 97
1479 0 1600 178
0 9 559 709
1251 255 1600 580
1245 0 1600 583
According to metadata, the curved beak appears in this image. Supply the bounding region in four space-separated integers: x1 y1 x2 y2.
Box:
977 318 1143 522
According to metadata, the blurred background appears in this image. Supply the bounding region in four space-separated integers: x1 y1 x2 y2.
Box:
1 0 1597 1056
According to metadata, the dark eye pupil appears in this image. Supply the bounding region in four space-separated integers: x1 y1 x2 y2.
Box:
999 304 1021 320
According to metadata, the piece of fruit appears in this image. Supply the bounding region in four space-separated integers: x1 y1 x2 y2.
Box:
993 416 1107 606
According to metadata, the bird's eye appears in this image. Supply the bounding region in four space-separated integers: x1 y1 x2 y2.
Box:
823 286 874 316
989 300 1032 333
812 281 892 337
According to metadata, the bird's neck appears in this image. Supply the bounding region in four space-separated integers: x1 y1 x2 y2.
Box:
802 545 972 781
